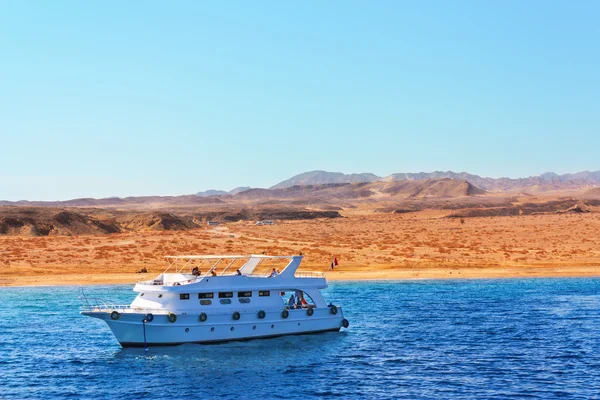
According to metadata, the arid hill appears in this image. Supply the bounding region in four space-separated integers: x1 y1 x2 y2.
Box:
270 170 379 189
0 208 120 236
235 179 485 202
377 179 486 198
0 206 342 237
447 200 600 218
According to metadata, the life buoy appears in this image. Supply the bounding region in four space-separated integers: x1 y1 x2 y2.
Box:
342 318 349 328
145 313 154 322
281 309 289 319
199 313 208 322
168 313 177 323
232 311 241 321
307 307 314 316
110 311 120 320
330 305 338 315
258 310 266 319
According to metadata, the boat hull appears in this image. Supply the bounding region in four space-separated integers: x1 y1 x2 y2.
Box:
83 307 346 347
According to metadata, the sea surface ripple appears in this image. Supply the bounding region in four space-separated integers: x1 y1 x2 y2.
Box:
1 278 600 399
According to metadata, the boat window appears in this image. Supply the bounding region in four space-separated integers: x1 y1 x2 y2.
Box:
200 300 212 306
220 299 232 305
219 292 233 298
238 291 252 298
259 291 270 297
199 293 214 299
239 298 251 304
140 293 145 297
180 293 190 300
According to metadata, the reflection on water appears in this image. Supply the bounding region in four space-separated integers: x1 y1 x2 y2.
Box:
1 278 600 399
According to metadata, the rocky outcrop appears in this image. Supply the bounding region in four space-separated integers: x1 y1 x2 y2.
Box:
0 208 120 236
0 206 343 236
556 203 591 214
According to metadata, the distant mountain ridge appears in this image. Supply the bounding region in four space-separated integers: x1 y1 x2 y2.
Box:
2 170 599 206
229 178 485 202
0 179 486 208
196 187 251 197
270 171 379 189
269 170 600 192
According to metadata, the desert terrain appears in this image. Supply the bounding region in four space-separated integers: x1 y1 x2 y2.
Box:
1 173 600 286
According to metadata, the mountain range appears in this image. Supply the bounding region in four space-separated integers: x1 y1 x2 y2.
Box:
2 170 599 208
195 187 251 197
3 170 600 235
267 170 600 192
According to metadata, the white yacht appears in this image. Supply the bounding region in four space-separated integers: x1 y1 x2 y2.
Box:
81 255 349 347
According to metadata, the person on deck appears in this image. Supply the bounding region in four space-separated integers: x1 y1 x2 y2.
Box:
269 268 279 278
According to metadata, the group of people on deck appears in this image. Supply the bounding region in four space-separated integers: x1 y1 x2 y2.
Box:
268 268 280 278
191 266 217 276
286 290 308 309
192 266 281 278
191 266 243 276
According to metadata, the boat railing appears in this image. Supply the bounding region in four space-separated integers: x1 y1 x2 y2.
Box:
78 287 130 312
137 278 165 286
80 303 131 312
136 277 200 286
294 271 326 278
136 270 326 285
247 271 326 278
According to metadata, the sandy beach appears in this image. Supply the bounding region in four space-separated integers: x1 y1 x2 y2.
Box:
2 211 599 287
2 265 600 287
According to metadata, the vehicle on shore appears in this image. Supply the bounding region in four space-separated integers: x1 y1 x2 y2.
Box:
255 220 275 226
81 254 348 347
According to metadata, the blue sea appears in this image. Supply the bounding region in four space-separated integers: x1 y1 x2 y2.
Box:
1 278 600 399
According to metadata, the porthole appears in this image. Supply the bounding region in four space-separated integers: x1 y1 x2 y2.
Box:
140 293 145 297
271 324 274 329
185 328 189 333
210 327 215 332
158 294 163 298
298 322 300 326
230 327 234 331
252 326 256 330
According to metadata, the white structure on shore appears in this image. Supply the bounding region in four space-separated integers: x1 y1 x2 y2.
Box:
81 255 348 347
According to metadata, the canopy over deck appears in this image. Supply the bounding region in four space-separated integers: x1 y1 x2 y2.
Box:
164 255 298 260
161 254 303 277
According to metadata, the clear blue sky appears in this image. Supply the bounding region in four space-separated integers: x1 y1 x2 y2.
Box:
1 1 599 200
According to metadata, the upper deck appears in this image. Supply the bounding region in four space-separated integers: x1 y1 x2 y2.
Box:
135 254 328 292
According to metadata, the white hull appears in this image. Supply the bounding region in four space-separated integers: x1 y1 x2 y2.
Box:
85 307 345 347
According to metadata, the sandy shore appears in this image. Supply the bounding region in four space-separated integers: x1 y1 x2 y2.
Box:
2 212 599 287
2 265 599 287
